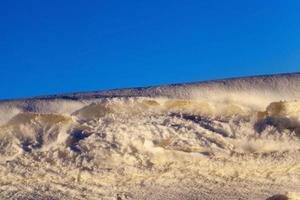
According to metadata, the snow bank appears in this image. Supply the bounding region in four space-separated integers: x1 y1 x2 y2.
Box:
0 73 300 200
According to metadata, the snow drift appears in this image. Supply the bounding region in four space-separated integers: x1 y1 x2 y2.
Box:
0 73 300 200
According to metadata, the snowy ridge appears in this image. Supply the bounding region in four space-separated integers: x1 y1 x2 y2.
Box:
0 73 300 200
1 73 300 119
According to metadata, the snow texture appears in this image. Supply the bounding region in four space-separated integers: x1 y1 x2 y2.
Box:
0 73 300 199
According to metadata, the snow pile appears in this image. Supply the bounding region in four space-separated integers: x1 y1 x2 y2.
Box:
0 73 300 200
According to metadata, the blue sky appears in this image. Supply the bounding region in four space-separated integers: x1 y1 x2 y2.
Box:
1 0 300 99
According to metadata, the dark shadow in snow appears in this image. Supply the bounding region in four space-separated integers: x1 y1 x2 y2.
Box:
67 130 91 153
255 116 300 137
21 132 44 153
266 194 288 200
169 113 233 138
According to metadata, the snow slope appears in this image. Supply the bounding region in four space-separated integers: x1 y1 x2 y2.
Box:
0 73 300 199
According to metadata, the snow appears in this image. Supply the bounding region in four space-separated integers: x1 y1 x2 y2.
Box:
0 73 300 199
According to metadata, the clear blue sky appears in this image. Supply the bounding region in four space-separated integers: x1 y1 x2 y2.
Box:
1 1 300 99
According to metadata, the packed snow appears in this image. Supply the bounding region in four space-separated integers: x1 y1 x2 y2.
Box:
0 73 300 199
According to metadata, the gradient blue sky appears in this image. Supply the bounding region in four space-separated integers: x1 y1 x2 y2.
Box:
1 1 300 99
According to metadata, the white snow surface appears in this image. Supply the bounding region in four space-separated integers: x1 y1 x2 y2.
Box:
0 73 300 200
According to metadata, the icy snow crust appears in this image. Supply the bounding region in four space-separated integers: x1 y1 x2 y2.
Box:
0 73 300 199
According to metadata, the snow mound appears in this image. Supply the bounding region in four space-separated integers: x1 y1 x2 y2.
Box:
0 73 300 200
